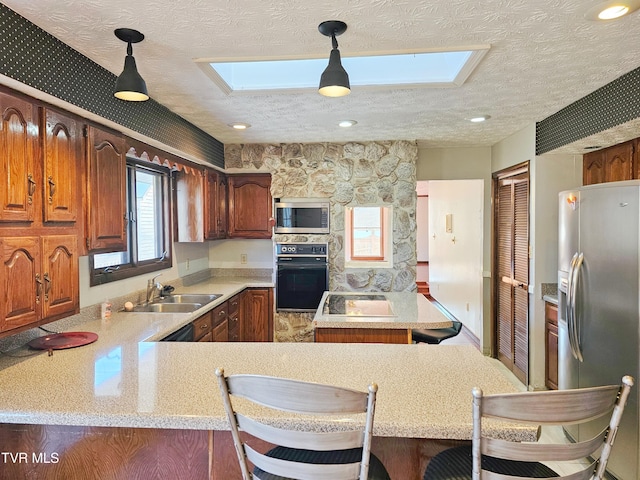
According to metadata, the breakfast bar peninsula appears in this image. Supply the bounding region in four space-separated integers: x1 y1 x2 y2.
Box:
0 283 531 480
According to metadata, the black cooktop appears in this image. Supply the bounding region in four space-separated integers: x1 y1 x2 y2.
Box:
322 294 395 316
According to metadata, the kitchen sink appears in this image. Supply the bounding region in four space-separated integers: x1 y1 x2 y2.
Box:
158 294 222 305
132 302 203 313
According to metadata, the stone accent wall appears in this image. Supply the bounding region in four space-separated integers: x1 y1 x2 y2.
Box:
225 141 418 341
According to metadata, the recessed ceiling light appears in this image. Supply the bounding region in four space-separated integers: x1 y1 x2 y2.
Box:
469 115 490 123
599 5 629 18
229 122 251 130
338 120 357 127
585 1 639 20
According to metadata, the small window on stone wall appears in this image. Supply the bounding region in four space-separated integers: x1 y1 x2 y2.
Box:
345 206 393 268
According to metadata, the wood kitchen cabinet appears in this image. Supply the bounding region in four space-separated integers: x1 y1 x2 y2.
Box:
0 97 83 227
545 302 558 390
0 235 78 334
43 108 82 223
241 288 273 342
205 169 227 240
582 151 605 186
227 174 272 239
227 293 241 341
0 92 38 223
175 168 205 242
583 140 634 186
86 125 127 253
193 310 213 341
193 301 229 342
175 167 227 242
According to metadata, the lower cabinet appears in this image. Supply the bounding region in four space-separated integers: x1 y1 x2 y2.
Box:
193 302 228 342
545 302 558 390
227 293 241 342
191 288 273 342
0 235 78 334
241 288 273 342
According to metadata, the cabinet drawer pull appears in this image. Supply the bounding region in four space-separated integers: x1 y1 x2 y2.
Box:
35 273 43 304
27 174 36 204
44 273 51 301
218 310 226 316
201 324 209 329
48 176 56 204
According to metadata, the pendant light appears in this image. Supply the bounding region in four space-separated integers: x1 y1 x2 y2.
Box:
114 28 149 101
318 21 350 97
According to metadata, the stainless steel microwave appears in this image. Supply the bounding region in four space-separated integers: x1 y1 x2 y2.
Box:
274 201 330 234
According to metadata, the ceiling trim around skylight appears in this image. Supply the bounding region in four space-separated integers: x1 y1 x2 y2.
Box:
195 45 490 96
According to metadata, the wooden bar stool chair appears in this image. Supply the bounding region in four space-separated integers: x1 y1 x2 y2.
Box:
216 368 391 480
423 375 634 480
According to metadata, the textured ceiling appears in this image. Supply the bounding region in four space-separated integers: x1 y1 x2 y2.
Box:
3 0 640 152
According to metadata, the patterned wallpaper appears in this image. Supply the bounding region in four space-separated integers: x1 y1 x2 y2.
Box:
0 4 224 167
536 66 640 155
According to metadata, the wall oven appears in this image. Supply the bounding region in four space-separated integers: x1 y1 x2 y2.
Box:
276 243 328 312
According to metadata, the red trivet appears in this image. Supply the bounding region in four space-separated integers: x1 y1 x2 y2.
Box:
28 332 98 350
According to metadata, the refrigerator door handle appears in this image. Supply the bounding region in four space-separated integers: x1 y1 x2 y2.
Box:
570 252 585 362
566 252 579 359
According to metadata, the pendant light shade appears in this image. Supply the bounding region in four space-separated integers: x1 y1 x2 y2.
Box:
114 28 149 102
318 21 350 97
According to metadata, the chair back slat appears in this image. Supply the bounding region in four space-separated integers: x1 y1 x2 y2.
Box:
471 375 634 480
482 428 606 461
481 386 619 423
227 374 369 414
237 413 364 451
245 444 361 480
216 368 378 480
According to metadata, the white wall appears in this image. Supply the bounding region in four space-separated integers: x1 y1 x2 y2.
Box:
417 146 492 351
208 239 274 268
416 195 429 262
428 179 484 339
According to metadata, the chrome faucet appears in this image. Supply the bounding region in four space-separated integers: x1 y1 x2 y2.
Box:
146 274 163 304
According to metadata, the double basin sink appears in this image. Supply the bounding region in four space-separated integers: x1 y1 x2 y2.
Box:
131 294 222 313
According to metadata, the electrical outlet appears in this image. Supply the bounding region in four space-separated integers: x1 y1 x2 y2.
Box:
186 258 190 270
466 302 470 311
240 253 247 264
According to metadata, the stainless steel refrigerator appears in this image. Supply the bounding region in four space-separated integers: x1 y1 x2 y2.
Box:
558 181 639 480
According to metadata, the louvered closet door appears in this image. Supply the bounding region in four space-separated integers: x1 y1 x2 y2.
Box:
494 171 529 384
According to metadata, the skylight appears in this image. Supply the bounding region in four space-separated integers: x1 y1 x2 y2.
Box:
197 47 489 94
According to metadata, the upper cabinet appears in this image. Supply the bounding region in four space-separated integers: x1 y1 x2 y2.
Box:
583 140 634 186
205 169 227 240
176 169 270 241
175 168 205 242
86 125 127 253
0 92 37 223
0 96 82 227
227 174 272 239
43 108 82 223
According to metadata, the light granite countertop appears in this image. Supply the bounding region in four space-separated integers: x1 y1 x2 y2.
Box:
313 291 453 329
0 279 534 442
